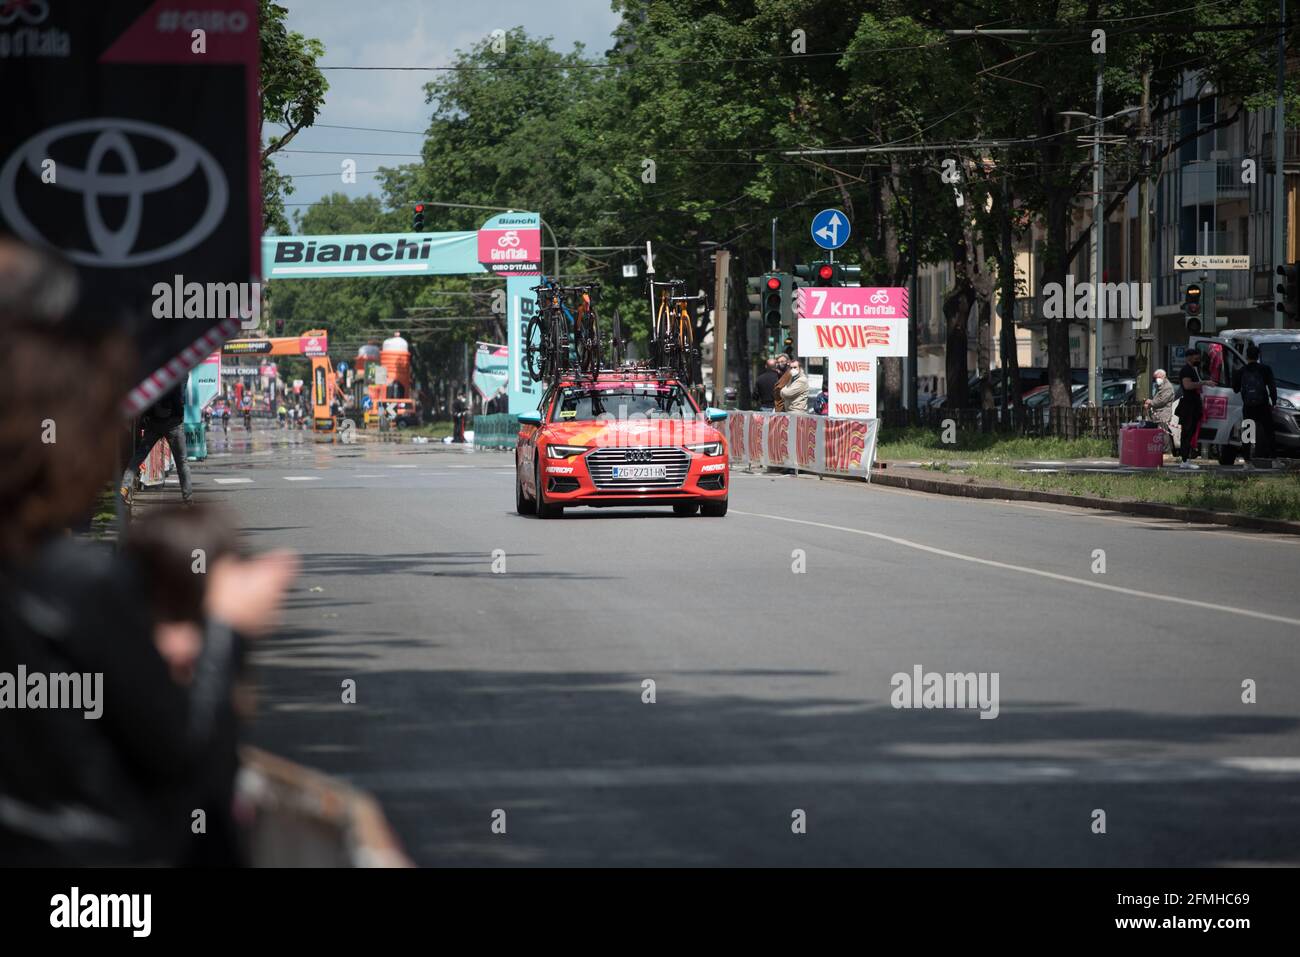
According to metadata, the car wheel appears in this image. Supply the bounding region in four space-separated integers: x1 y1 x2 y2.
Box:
515 455 536 515
1217 444 1238 466
535 462 563 519
700 498 728 517
672 503 699 516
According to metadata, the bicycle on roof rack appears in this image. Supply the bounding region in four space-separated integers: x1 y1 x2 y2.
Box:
524 278 621 381
648 278 702 382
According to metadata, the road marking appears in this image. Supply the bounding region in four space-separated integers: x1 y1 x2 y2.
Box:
354 474 384 478
212 477 253 485
352 756 1300 790
283 476 320 481
388 464 418 469
733 509 1300 628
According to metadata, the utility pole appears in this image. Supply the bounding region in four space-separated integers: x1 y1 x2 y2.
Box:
712 248 731 406
1272 0 1287 327
1137 66 1153 405
1000 173 1016 393
908 179 918 419
1089 50 1105 409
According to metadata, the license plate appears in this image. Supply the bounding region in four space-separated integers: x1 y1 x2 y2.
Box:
611 465 667 480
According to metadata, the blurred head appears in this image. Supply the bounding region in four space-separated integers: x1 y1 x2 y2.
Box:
123 504 239 624
0 240 135 563
1153 369 1166 385
776 354 790 369
1247 343 1260 361
1187 350 1200 365
765 358 776 370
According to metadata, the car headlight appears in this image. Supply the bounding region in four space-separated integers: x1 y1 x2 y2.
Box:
1277 397 1297 412
686 442 723 456
546 444 588 458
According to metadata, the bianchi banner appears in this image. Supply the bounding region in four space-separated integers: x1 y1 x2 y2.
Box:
723 410 879 480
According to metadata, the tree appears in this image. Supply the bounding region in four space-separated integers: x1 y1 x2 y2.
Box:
259 0 328 234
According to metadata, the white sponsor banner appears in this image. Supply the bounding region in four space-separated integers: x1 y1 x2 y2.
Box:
796 286 909 420
723 410 879 480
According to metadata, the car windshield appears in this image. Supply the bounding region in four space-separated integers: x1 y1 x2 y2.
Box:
552 384 697 421
1259 342 1300 389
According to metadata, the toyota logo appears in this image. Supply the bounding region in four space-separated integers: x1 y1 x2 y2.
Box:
0 0 48 26
0 118 229 267
625 449 651 463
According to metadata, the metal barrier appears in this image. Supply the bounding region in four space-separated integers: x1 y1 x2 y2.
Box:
725 410 880 480
473 413 520 449
237 747 412 868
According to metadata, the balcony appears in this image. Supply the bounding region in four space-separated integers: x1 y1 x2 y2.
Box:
1262 130 1300 175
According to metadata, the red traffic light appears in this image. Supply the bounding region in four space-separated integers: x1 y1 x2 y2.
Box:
766 276 781 290
414 204 425 212
818 264 834 280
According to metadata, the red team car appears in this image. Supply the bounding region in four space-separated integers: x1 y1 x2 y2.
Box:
515 370 730 518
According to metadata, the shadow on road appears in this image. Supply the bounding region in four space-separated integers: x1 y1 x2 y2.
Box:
246 656 1300 867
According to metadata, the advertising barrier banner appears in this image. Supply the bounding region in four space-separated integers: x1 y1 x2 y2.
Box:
724 411 879 480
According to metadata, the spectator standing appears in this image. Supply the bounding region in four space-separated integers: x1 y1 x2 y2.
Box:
1232 343 1278 465
771 355 792 412
753 358 779 411
1175 350 1207 468
1143 369 1178 454
780 360 810 413
121 382 192 506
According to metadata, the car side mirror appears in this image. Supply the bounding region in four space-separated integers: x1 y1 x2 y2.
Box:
705 407 728 422
518 410 543 426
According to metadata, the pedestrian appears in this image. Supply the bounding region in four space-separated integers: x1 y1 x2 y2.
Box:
772 354 792 412
120 381 192 506
452 393 468 443
811 382 829 415
1143 368 1178 455
1175 349 1207 468
780 359 810 413
1233 343 1278 465
753 357 780 412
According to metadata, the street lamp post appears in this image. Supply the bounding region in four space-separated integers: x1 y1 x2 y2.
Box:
1061 103 1140 407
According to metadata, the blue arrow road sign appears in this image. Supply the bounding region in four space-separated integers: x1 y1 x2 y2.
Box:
811 209 850 250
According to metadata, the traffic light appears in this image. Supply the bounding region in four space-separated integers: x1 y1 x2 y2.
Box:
412 203 425 231
1183 282 1202 334
761 272 793 328
1278 262 1300 322
794 262 862 287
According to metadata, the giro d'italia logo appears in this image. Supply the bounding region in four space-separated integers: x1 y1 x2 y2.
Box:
0 118 228 267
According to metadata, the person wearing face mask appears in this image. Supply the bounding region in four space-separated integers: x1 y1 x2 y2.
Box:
1174 350 1207 468
1143 368 1178 455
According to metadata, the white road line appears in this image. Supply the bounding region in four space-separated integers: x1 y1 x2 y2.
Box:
733 508 1300 628
388 464 418 469
351 756 1300 790
212 477 253 485
354 474 384 478
283 476 320 481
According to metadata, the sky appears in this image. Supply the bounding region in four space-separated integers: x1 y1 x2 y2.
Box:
275 0 623 226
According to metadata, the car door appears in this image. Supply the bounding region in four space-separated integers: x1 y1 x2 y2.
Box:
518 388 551 496
1189 336 1244 447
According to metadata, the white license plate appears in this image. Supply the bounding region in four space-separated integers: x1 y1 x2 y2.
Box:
611 465 667 480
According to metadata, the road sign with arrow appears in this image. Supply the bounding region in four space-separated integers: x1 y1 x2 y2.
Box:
1174 255 1249 270
811 209 850 250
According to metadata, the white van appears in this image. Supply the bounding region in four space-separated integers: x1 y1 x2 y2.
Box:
1187 330 1300 464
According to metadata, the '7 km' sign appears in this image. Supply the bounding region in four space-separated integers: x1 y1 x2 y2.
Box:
797 287 909 420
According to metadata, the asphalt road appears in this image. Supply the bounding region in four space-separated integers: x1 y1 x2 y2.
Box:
183 423 1300 866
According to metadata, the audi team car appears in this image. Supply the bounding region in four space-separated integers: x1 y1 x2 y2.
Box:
515 370 730 517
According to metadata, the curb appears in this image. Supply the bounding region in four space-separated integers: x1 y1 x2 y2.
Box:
870 468 1300 537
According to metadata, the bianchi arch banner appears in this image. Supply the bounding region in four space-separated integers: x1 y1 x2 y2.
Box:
260 212 542 414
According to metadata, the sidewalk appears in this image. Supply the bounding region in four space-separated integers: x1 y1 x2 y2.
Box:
869 458 1300 536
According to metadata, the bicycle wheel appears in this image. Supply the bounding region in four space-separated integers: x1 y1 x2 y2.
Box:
550 311 569 374
610 310 625 366
523 314 547 382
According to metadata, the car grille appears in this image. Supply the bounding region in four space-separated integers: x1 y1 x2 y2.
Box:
586 447 690 489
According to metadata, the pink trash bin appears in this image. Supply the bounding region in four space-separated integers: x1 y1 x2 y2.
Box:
1119 425 1165 468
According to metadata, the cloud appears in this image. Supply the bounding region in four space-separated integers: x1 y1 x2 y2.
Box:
274 0 621 214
